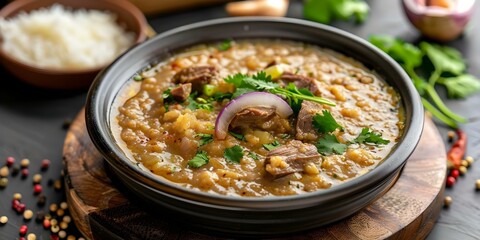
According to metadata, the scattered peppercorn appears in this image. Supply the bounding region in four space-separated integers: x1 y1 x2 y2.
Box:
11 166 20 176
51 225 60 233
15 203 26 214
13 193 22 200
20 159 30 168
60 221 68 229
459 166 467 175
0 177 8 188
0 216 8 225
450 169 460 179
461 160 469 168
6 156 15 167
60 202 68 210
35 211 45 223
21 168 29 178
54 180 62 191
43 219 51 229
47 179 54 186
50 218 58 227
33 174 42 184
57 209 65 217
466 156 474 165
27 233 36 240
444 196 453 207
0 166 9 177
37 194 46 207
447 131 455 142
476 179 480 190
67 235 76 240
446 176 456 187
49 203 58 213
63 216 71 223
58 230 67 238
51 234 60 240
19 225 28 236
23 209 33 221
41 159 51 170
33 184 42 194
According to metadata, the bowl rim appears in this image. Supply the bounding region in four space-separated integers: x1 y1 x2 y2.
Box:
86 17 424 207
0 0 148 74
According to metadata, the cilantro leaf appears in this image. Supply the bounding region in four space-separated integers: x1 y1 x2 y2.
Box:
352 128 390 145
232 87 254 99
369 35 423 71
212 92 233 101
438 75 480 99
224 146 244 163
186 94 213 111
218 39 233 51
420 42 466 75
304 0 369 24
248 152 260 160
188 151 209 168
312 110 344 133
315 134 347 155
229 131 245 141
195 133 213 146
263 140 281 151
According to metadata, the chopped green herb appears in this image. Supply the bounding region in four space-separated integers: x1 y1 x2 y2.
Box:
195 133 213 147
263 140 281 151
352 128 390 145
315 134 347 155
280 133 290 139
186 93 214 111
304 0 369 24
212 92 233 101
248 152 260 160
312 110 344 133
218 39 233 51
188 151 209 168
229 131 245 141
133 74 143 81
224 146 243 163
369 35 480 128
224 71 335 107
203 84 216 96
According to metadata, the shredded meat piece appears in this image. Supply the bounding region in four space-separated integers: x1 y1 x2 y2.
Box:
264 140 321 179
229 107 286 132
170 83 192 102
173 66 217 92
279 72 322 95
295 101 324 141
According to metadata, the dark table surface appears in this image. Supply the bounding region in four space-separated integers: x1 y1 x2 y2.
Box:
1 0 479 239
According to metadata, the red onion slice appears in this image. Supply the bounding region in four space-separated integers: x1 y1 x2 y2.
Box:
214 91 293 140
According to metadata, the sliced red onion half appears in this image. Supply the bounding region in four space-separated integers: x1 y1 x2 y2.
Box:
214 91 293 140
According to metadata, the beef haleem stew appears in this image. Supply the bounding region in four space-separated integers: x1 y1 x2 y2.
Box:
113 39 404 196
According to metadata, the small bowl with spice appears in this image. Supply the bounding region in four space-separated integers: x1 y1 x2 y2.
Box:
0 0 148 89
86 18 424 236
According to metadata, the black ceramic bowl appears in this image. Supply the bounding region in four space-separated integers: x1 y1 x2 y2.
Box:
86 18 424 236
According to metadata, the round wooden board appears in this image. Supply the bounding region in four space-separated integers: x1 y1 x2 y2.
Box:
63 109 447 240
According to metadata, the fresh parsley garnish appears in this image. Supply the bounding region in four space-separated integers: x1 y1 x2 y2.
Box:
248 152 260 160
195 133 213 146
369 35 480 128
224 71 335 107
229 131 245 141
312 110 344 133
352 128 390 145
224 146 244 163
263 140 281 151
304 0 369 24
218 39 233 51
188 151 209 168
315 134 347 155
186 94 214 111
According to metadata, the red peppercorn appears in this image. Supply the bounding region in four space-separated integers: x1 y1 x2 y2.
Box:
16 203 26 214
446 176 456 187
41 159 51 170
12 199 20 208
33 184 42 194
21 168 29 178
43 218 51 229
450 169 460 179
19 238 26 240
50 234 59 240
6 157 15 167
19 225 27 236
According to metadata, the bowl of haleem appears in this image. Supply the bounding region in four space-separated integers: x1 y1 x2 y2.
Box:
0 0 147 89
86 18 424 236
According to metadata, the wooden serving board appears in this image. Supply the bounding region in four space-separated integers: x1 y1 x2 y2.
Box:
63 109 447 240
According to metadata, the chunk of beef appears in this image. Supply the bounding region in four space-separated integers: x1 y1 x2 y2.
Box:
264 140 321 179
173 66 217 92
170 83 192 102
295 101 323 141
229 107 284 132
279 72 322 95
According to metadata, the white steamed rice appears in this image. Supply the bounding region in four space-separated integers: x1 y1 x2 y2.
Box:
0 4 135 70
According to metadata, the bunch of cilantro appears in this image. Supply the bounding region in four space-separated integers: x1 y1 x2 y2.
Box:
304 0 369 24
370 35 480 128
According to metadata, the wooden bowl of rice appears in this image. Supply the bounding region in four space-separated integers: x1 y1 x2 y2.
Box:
0 0 148 89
